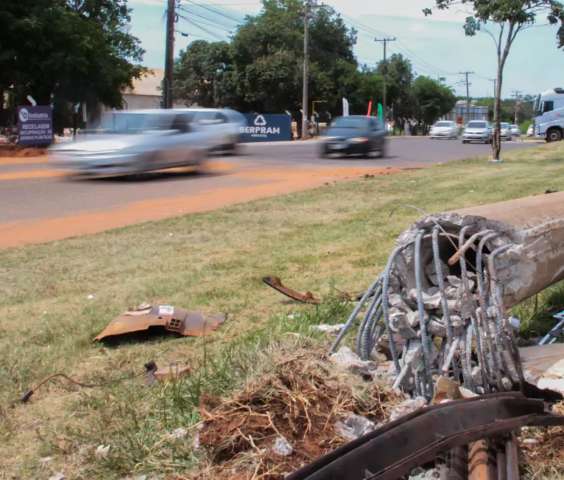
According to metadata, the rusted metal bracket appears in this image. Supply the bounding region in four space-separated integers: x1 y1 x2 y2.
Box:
262 276 321 304
287 392 564 480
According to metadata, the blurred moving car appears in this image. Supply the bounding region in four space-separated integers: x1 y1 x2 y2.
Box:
319 116 387 158
50 110 208 177
510 124 521 137
50 108 245 176
462 121 492 144
500 122 512 141
429 120 458 139
189 108 246 153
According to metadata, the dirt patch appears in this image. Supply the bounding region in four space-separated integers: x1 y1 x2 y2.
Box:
0 145 47 158
190 349 403 479
0 165 403 249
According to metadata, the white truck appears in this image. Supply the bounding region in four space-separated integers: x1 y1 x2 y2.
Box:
533 87 564 142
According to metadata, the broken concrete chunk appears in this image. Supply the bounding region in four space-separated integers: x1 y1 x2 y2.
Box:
272 436 294 457
390 311 418 339
389 396 427 421
330 346 377 378
94 304 225 341
335 413 375 441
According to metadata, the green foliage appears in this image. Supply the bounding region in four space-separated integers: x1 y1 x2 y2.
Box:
0 0 145 126
412 76 457 127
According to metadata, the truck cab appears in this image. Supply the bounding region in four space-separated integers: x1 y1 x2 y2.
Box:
534 88 564 142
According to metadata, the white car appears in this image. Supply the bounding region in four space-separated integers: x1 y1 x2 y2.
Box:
430 121 458 139
499 122 512 141
510 124 521 137
188 108 246 153
462 121 492 144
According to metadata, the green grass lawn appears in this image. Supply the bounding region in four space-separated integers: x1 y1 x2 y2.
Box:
1 142 564 479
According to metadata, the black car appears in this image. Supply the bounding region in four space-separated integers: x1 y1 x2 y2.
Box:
320 115 387 158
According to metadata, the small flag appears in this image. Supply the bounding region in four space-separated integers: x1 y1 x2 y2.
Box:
367 99 373 117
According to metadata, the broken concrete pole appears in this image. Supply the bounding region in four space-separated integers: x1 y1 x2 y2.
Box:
333 192 564 399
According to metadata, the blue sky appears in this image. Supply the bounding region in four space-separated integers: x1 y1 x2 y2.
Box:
128 0 564 98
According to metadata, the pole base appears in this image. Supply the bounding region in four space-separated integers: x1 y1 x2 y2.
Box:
489 158 503 164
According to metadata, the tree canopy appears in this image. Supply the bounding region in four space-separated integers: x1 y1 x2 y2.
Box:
0 0 144 126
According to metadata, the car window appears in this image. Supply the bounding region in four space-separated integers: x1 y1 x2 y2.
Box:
214 112 228 123
543 101 554 113
467 122 487 128
435 122 453 127
332 117 368 129
171 114 191 133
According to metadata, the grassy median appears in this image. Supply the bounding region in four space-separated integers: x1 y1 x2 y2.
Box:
1 142 564 478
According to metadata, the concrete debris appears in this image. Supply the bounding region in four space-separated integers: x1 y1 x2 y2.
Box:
48 473 65 480
313 323 345 334
330 346 377 378
331 192 564 399
389 397 427 421
272 436 294 457
167 427 188 440
408 467 441 480
335 413 376 441
521 343 564 394
145 362 191 385
95 444 110 460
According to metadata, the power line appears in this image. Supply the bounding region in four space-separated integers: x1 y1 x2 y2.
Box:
177 9 234 34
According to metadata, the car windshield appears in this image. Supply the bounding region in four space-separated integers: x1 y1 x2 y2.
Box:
100 113 191 134
331 117 368 129
434 122 453 127
467 122 487 128
500 123 510 128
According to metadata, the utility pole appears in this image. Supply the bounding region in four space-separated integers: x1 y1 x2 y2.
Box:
301 0 314 139
375 37 396 122
512 90 522 125
163 0 177 109
459 71 474 123
489 78 497 98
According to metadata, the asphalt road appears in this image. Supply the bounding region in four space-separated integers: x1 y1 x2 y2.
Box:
0 137 535 247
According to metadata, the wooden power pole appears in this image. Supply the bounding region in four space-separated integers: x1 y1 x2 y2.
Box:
164 0 176 109
374 37 396 121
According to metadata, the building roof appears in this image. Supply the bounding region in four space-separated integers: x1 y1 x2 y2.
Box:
125 68 164 97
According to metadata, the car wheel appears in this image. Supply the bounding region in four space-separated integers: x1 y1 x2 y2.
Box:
462 140 468 144
547 128 563 142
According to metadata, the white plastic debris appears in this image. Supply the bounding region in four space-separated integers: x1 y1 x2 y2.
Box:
272 436 293 457
313 323 345 333
168 427 188 440
48 473 65 480
95 444 111 460
87 294 95 300
389 397 427 421
335 413 376 441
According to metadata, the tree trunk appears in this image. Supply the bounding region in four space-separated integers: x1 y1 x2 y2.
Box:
492 64 503 161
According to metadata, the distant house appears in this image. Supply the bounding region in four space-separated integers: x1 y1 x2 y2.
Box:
87 68 184 126
442 100 489 124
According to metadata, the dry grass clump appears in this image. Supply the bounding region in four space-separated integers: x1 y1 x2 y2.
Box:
188 347 404 479
520 401 564 479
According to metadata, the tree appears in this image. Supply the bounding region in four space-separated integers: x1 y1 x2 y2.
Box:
174 41 233 107
425 1 564 161
412 76 457 130
377 54 414 128
229 0 358 113
0 0 144 128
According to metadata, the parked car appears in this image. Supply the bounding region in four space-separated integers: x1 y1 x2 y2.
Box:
429 120 458 139
510 124 521 137
462 121 492 144
319 116 387 158
50 109 216 176
500 122 512 141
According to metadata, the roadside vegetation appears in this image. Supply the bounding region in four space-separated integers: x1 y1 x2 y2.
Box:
1 142 564 478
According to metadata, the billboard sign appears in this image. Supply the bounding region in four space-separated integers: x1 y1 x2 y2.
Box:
240 114 292 142
17 105 53 146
